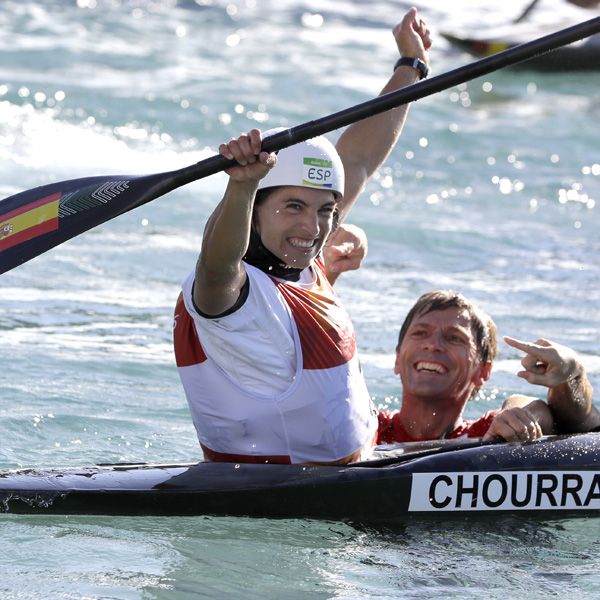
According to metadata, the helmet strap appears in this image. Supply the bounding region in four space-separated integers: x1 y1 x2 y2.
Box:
243 226 303 282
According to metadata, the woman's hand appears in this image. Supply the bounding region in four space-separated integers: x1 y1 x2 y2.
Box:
219 128 277 183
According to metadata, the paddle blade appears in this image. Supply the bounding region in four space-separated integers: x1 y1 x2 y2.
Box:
0 170 181 274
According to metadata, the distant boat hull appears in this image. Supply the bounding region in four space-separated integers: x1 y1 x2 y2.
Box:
441 28 599 71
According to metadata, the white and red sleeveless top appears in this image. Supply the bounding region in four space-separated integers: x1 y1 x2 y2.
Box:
174 260 377 464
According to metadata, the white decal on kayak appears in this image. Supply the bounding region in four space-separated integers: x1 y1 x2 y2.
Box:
408 471 600 512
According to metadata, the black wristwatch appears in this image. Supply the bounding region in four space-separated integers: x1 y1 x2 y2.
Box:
394 56 429 80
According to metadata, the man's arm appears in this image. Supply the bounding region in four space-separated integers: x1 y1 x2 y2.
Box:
335 7 432 222
504 336 599 433
194 129 276 316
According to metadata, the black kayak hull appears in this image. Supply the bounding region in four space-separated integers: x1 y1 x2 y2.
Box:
1 435 599 523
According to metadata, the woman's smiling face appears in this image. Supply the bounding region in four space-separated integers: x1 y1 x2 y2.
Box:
254 186 336 269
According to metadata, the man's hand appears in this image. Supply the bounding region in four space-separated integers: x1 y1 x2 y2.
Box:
482 405 544 442
504 336 584 388
323 223 368 285
505 335 597 433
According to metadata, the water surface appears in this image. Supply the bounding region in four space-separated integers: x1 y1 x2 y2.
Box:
1 1 599 598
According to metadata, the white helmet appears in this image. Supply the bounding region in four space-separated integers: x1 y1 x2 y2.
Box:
257 127 344 198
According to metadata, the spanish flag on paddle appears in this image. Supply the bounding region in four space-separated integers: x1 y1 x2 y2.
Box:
0 192 61 252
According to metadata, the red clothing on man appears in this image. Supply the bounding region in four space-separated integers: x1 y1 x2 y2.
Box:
376 409 500 444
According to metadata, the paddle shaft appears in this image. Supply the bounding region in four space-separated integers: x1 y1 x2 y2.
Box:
172 16 600 187
1 16 599 274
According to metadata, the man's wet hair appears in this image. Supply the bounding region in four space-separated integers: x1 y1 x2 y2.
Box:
397 290 498 363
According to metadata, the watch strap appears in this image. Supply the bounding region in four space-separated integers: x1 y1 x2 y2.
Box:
394 56 429 80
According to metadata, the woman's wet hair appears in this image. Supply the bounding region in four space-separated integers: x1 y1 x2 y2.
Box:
253 187 274 208
397 290 498 363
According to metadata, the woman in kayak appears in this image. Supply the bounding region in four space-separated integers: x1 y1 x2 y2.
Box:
174 8 431 465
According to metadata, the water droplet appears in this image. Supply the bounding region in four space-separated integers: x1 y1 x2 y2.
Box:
380 175 393 189
301 12 324 28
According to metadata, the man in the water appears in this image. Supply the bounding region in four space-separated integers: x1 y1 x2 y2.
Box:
373 289 599 443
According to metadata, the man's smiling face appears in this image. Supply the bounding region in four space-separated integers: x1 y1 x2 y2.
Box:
395 306 490 405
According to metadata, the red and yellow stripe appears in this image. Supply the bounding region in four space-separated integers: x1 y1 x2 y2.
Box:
0 192 61 251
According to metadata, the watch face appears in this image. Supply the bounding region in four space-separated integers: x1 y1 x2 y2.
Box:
412 58 429 79
417 60 429 79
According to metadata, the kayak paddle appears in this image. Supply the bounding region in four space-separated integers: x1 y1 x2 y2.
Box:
1 16 599 275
